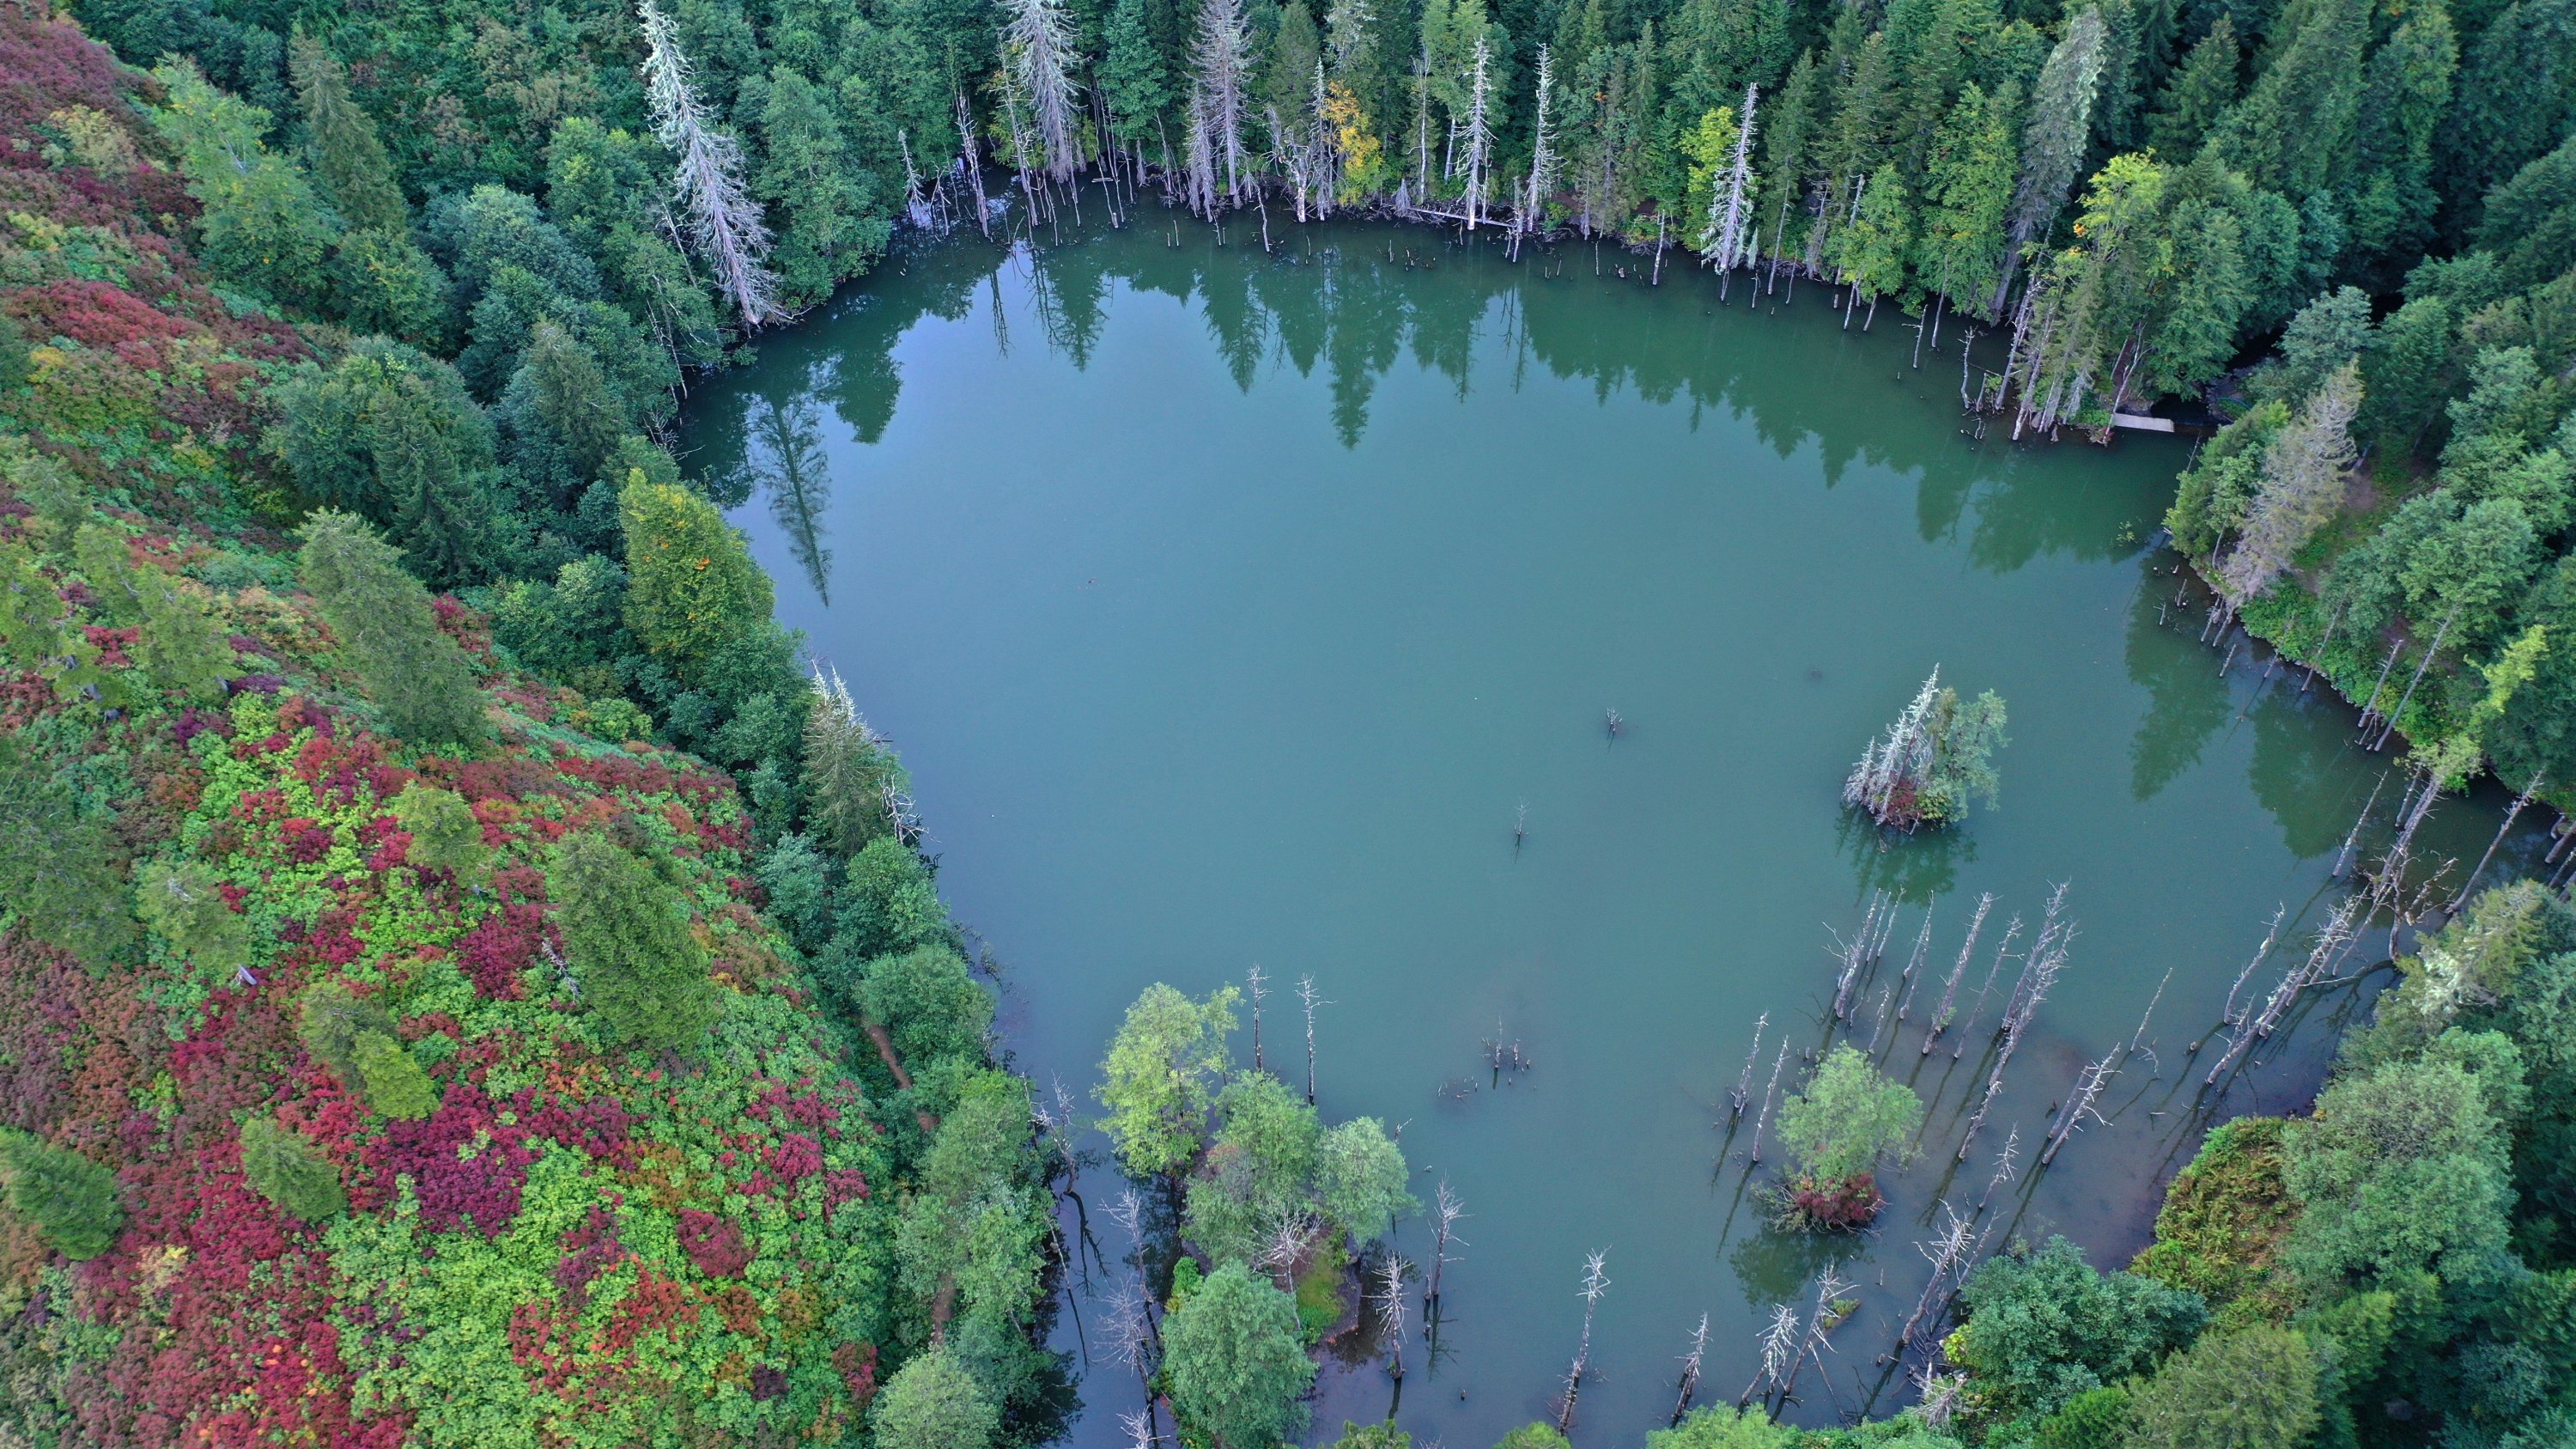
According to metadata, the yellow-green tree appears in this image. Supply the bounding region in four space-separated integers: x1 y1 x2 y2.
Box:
619 470 774 683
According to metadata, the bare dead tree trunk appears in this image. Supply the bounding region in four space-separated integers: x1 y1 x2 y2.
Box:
1924 893 1993 1053
1674 1312 1710 1423
1558 1252 1611 1432
1749 1040 1789 1163
1247 964 1267 1073
2370 604 2462 752
1297 973 1327 1104
1729 1013 1770 1121
2453 770 2547 910
2223 907 2286 1025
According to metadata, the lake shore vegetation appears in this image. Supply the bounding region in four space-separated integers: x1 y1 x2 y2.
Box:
6 0 2576 1439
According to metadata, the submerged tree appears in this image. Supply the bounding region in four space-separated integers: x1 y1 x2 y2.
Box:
1843 668 2009 831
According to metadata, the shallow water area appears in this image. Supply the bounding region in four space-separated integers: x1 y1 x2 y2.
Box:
683 213 2526 1447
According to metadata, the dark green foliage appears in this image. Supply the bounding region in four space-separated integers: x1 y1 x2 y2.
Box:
295 512 487 744
2032 1385 2132 1449
277 347 500 585
0 733 137 964
495 320 629 508
1952 1235 2208 1422
552 831 720 1052
289 33 406 234
149 60 340 308
856 946 993 1068
2477 134 2576 291
0 1130 124 1259
2284 1038 2518 1288
488 553 633 696
2128 1326 2320 1449
239 1113 347 1222
829 837 949 964
1160 1262 1316 1449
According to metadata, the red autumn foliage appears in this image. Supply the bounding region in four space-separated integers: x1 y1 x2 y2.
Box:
676 1209 752 1280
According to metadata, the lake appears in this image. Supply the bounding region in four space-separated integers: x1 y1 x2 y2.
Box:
682 214 2524 1447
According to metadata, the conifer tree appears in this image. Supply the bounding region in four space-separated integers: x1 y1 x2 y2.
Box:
2143 15 2234 159
391 782 490 876
1836 169 1913 327
499 319 627 504
351 1032 439 1118
239 1114 347 1223
638 0 782 326
289 33 407 233
1915 82 2014 317
135 861 252 979
2208 0 2368 198
1102 0 1173 161
2343 8 2455 271
756 68 878 302
0 733 137 965
295 511 488 746
1992 6 2106 312
554 831 721 1052
149 61 341 309
805 664 908 859
0 1130 124 1260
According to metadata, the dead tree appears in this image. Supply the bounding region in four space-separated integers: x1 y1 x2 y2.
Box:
1954 913 2026 1058
2204 895 2364 1087
2039 1051 2117 1166
1895 906 1935 1023
1923 893 1993 1053
1426 1178 1467 1312
638 0 782 326
1894 1202 1977 1355
1297 974 1327 1104
1674 1312 1710 1423
1375 1252 1412 1379
2454 769 2547 910
1729 1013 1770 1122
2223 908 2285 1025
1741 1304 1801 1406
1775 1268 1853 1405
1749 1039 1789 1163
1247 964 1268 1072
1557 1251 1612 1432
1974 1125 2020 1215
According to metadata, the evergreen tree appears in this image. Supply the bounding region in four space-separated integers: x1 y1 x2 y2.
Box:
1916 82 2017 317
496 319 628 508
239 1114 347 1223
2359 295 2458 456
390 782 489 876
1835 167 1915 325
2343 7 2455 275
276 341 499 584
2476 134 2576 290
350 1032 439 1117
2143 15 2235 159
134 861 252 979
553 831 722 1052
1993 6 2107 311
149 60 342 309
805 665 907 858
756 68 885 303
2207 0 2367 197
1103 0 1175 154
289 33 407 233
0 734 137 964
0 1130 124 1260
295 981 398 1084
2434 0 2576 240
295 512 487 744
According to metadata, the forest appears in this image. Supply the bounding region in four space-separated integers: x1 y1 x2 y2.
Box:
0 0 2571 1434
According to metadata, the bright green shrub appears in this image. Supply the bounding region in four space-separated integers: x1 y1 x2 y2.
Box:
390 782 488 876
1647 1405 1801 1448
858 945 992 1068
2032 1385 2133 1449
1316 1116 1413 1242
350 1031 438 1118
871 1345 998 1449
2128 1326 2319 1449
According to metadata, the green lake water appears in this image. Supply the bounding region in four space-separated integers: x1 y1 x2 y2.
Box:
682 216 2526 1446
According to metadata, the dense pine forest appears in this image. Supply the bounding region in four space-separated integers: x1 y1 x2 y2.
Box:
0 0 2573 1436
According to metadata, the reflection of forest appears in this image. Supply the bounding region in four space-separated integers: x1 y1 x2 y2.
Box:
693 222 2179 605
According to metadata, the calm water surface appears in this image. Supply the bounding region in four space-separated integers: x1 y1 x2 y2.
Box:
683 217 2523 1447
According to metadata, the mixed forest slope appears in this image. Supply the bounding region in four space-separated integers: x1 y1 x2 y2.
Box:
0 10 1057 1446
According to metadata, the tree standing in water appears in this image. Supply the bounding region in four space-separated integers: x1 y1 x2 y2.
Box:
1771 1046 1923 1230
1844 667 2008 831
